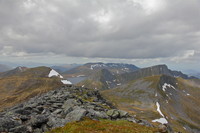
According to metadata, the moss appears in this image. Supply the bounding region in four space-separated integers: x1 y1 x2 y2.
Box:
47 118 159 133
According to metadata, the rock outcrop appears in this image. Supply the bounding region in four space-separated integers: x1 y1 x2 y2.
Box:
0 85 156 133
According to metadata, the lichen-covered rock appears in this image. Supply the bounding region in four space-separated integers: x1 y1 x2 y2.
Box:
107 109 120 119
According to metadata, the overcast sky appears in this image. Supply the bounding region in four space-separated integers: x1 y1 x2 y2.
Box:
0 0 200 71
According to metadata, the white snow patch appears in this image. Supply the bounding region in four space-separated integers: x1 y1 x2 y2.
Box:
117 83 121 86
186 93 190 96
155 93 158 97
166 100 168 103
162 83 176 91
169 93 172 96
48 69 63 78
156 102 164 117
82 85 85 87
90 64 106 70
76 75 85 77
183 127 186 130
152 102 168 124
61 80 72 85
152 118 168 124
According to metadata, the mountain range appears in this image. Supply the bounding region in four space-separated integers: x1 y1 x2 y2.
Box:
0 62 199 133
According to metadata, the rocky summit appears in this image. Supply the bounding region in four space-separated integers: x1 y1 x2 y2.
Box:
0 85 170 133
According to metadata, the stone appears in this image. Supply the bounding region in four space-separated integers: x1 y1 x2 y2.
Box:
65 107 87 122
118 110 128 118
106 109 120 119
15 109 31 115
0 118 21 131
33 128 42 133
53 109 62 114
20 115 30 122
62 99 78 109
138 119 153 127
31 115 48 128
9 125 27 133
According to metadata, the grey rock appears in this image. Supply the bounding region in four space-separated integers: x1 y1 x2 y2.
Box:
65 107 87 122
0 118 21 131
138 119 153 127
126 117 137 123
15 109 31 115
33 128 42 133
53 109 62 114
9 125 27 133
31 115 48 128
62 99 78 109
118 110 128 118
107 109 120 119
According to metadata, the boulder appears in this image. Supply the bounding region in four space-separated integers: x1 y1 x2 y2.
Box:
31 115 48 128
107 109 120 119
65 107 87 122
118 110 128 118
62 99 78 109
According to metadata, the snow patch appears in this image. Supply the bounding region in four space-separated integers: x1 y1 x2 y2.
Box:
117 83 121 86
152 102 168 124
162 83 176 92
61 80 72 85
152 118 168 124
48 69 63 78
186 93 190 96
76 75 85 77
156 102 164 117
183 127 186 130
90 64 106 70
155 93 158 97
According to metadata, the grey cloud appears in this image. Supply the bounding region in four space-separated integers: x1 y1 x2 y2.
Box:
0 0 200 60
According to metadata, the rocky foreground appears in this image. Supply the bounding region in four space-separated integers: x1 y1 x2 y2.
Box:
0 85 172 133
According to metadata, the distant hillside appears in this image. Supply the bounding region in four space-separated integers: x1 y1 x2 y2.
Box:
0 64 12 72
119 64 197 83
77 64 196 90
101 75 200 133
0 66 64 111
63 62 139 78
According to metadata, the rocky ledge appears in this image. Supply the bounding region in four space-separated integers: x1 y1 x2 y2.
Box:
0 86 172 133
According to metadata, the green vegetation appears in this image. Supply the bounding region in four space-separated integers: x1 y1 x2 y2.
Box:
47 118 159 133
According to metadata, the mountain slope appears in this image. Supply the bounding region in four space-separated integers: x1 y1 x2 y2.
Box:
0 66 64 111
101 75 200 133
63 62 139 78
77 64 196 90
119 65 196 84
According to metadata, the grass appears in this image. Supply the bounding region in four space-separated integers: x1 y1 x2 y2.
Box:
77 79 103 90
0 76 62 111
47 118 159 133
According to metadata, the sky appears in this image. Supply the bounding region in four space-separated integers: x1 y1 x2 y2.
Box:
0 0 200 71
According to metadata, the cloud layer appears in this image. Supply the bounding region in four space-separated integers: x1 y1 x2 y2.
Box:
0 0 200 62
